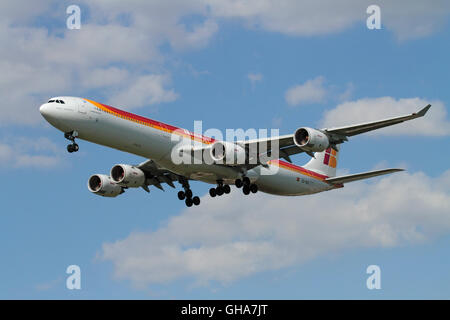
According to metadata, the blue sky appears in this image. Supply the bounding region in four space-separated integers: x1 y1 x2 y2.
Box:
1 0 450 299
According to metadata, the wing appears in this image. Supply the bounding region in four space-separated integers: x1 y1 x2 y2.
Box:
237 104 431 164
137 159 185 191
325 168 404 185
324 104 431 143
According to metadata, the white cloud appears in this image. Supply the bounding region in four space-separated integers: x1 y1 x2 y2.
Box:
0 137 61 168
101 170 450 287
378 0 450 40
83 0 218 51
0 1 198 125
108 74 178 110
1 0 450 125
208 0 450 40
80 67 130 89
0 0 55 23
208 0 363 36
285 76 327 106
83 0 450 41
320 97 450 136
0 22 165 125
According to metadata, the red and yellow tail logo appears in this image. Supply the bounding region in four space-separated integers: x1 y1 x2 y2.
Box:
323 148 337 168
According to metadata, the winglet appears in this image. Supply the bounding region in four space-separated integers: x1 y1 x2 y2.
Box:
416 104 431 117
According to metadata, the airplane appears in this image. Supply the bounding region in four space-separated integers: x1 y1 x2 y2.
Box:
39 97 431 207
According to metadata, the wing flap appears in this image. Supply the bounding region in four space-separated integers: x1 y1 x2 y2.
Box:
137 159 183 191
325 168 404 185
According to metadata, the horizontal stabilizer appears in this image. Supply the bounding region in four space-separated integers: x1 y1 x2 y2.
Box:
325 168 404 185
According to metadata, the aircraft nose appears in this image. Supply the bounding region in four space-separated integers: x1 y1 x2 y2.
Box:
39 103 58 124
39 103 49 117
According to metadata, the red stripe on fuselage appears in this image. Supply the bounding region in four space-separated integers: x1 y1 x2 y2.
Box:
99 102 179 131
270 159 329 180
93 100 215 144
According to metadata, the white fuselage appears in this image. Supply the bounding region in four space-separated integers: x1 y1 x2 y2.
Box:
40 96 336 196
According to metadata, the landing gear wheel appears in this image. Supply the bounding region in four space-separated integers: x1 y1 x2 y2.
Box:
192 196 200 206
67 143 79 153
64 131 79 153
178 191 186 200
243 185 250 195
209 188 217 197
185 189 193 199
250 184 258 193
216 186 224 196
223 184 231 194
235 179 243 188
185 198 193 207
243 177 250 186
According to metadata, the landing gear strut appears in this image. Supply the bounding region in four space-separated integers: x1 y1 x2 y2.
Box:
235 177 258 195
65 131 79 153
209 180 231 197
177 180 200 207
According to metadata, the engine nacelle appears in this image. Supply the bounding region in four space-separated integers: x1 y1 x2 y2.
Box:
210 141 247 165
88 174 123 197
293 127 330 152
110 164 146 188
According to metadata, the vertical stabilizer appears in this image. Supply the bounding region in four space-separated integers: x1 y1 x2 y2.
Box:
303 146 339 177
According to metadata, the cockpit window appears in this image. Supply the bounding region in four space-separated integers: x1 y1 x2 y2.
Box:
48 99 65 104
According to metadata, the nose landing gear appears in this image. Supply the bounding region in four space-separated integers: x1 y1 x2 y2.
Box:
65 131 79 153
67 144 79 153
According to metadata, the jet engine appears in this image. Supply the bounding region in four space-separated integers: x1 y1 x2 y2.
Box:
209 141 247 165
88 174 123 197
110 164 146 188
293 127 330 152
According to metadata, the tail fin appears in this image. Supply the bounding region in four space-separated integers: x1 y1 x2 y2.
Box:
303 146 339 177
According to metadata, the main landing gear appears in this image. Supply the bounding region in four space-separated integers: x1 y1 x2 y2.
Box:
235 177 258 195
177 181 200 207
209 180 231 198
65 131 79 153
